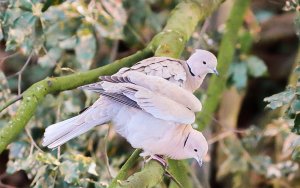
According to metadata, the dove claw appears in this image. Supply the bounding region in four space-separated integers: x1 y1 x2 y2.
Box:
146 154 168 168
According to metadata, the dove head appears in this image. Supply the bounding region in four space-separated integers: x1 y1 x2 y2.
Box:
184 129 208 166
186 49 218 77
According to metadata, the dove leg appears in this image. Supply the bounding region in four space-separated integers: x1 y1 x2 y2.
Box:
140 151 150 168
146 154 167 167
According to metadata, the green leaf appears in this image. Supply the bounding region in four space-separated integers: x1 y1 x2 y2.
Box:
36 152 60 166
292 114 300 134
264 88 295 110
229 62 248 90
30 165 48 187
59 36 77 49
59 160 80 184
246 56 268 77
75 26 96 70
38 48 63 67
291 100 300 114
252 155 272 174
292 147 300 161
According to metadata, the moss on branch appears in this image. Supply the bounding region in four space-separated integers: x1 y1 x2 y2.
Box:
197 0 250 131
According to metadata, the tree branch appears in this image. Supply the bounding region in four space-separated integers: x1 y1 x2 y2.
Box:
0 95 23 113
108 149 142 188
196 0 251 131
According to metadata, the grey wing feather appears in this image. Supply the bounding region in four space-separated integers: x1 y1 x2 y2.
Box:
116 57 187 86
80 82 141 109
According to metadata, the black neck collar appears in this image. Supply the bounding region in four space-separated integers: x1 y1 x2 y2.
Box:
187 63 195 76
183 132 191 148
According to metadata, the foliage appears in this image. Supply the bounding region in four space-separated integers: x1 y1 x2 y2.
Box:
284 0 300 37
217 121 300 187
1 0 126 71
264 68 300 133
229 55 267 90
1 0 300 188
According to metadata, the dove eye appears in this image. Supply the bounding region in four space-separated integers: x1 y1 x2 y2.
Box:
194 149 198 152
203 61 207 65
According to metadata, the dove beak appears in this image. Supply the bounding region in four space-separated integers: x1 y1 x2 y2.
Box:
196 156 203 167
213 68 219 76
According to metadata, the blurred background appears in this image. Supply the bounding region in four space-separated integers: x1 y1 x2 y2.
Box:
0 0 300 187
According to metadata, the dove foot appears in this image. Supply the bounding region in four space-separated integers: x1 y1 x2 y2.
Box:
146 154 167 168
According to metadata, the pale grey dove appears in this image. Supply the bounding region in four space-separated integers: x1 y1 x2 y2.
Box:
42 49 218 165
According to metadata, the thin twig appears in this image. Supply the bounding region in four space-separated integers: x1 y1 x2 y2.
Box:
199 16 211 37
57 146 61 160
194 16 211 49
187 164 204 188
0 95 23 113
126 24 146 45
0 52 19 63
165 169 184 188
18 52 34 95
25 127 44 153
104 124 113 179
55 101 62 160
208 130 234 145
109 40 119 62
201 111 247 134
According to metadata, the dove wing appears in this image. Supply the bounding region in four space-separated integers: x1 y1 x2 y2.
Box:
116 57 187 87
117 71 202 112
82 81 195 124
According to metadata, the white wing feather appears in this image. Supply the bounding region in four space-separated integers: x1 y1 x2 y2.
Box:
123 71 202 112
101 81 195 124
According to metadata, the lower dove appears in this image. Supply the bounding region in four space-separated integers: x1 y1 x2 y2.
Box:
42 49 218 165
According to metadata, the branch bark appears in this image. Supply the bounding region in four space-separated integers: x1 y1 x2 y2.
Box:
196 0 251 131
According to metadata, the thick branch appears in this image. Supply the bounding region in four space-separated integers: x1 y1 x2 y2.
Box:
116 161 164 188
108 149 142 188
196 0 250 131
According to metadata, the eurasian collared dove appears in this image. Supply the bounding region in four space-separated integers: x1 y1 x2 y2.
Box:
42 49 218 165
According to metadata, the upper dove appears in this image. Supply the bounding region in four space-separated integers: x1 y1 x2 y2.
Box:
42 49 218 165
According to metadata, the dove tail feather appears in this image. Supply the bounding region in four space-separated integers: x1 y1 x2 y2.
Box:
42 106 111 149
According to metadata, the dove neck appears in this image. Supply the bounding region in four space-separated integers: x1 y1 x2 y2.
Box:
183 62 205 92
165 125 194 159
